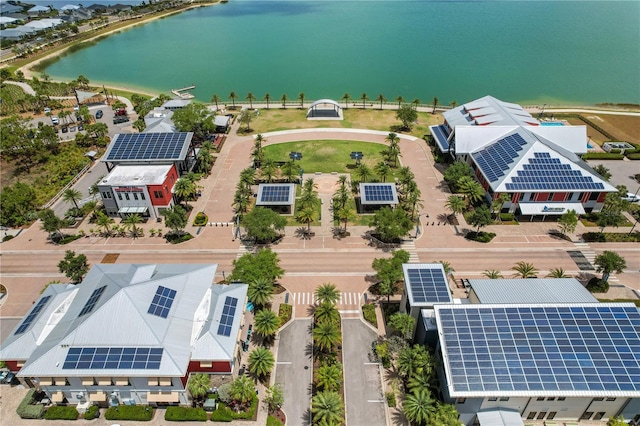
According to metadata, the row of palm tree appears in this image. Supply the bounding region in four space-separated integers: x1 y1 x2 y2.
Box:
296 178 320 234
332 175 357 234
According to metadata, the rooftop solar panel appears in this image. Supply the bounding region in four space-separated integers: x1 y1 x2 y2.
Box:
104 133 190 162
363 185 395 202
431 125 450 151
148 286 177 319
78 286 107 317
404 265 452 304
62 347 163 370
14 296 52 335
260 185 291 203
436 304 640 396
472 133 527 182
505 152 605 191
217 296 238 337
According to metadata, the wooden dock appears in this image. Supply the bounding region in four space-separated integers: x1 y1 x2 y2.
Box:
171 85 195 99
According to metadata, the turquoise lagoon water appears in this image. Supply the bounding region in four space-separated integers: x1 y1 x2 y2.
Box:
44 1 640 105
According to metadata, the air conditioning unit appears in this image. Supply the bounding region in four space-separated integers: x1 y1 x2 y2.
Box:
76 393 84 400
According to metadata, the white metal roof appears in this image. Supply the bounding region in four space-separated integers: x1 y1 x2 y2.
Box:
469 278 597 304
477 410 524 426
100 164 173 186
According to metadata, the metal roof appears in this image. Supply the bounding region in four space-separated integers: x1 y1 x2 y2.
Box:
477 410 524 426
468 278 597 304
100 164 173 186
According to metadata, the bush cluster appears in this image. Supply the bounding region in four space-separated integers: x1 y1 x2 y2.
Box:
362 303 377 327
385 391 396 407
44 405 79 420
209 405 233 422
465 231 496 243
165 232 194 244
83 404 99 420
16 389 45 419
583 232 640 243
164 406 207 421
587 277 609 293
278 303 292 325
499 213 515 222
104 405 153 421
193 212 208 226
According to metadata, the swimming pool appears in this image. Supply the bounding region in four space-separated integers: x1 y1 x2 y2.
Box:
540 122 564 126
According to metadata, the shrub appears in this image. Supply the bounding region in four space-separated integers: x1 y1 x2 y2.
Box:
278 303 292 326
44 405 79 420
583 232 640 243
385 391 396 407
59 234 83 245
465 231 496 243
627 153 640 160
165 406 207 421
104 405 153 421
2 234 15 242
267 415 285 426
209 405 233 422
84 405 99 420
165 232 194 244
16 389 45 419
362 303 377 327
587 277 609 293
499 213 515 222
193 212 208 226
581 153 625 160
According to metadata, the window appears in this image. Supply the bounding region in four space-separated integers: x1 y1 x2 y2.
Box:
527 412 536 420
537 397 545 401
557 397 566 401
488 397 497 402
580 412 593 420
154 191 163 199
118 193 122 200
606 398 616 402
547 397 555 401
102 192 112 199
141 193 145 200
547 412 556 420
593 397 604 401
125 193 130 200
499 397 509 401
594 412 605 421
133 193 138 200
537 412 547 420
456 398 466 404
589 192 599 201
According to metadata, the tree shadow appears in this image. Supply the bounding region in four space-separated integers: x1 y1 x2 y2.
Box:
294 227 312 240
300 407 313 426
390 407 410 426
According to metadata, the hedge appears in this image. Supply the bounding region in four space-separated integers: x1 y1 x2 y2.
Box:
83 404 99 420
278 303 292 326
465 231 496 243
583 232 640 243
499 213 515 222
627 153 640 160
105 405 153 421
582 153 625 160
362 303 377 327
165 232 194 244
44 405 79 420
16 389 46 419
165 406 207 422
209 405 233 422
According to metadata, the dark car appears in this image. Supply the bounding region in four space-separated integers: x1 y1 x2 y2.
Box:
113 116 130 125
78 123 84 131
61 125 68 133
95 110 103 119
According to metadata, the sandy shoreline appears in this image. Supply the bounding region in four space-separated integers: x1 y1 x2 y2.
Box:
18 2 218 97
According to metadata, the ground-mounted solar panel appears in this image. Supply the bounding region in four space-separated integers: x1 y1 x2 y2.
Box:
14 296 52 335
217 296 238 337
359 183 398 205
78 286 107 317
104 133 191 162
148 286 177 318
506 152 605 191
472 133 527 182
435 304 640 396
403 264 452 305
62 347 163 370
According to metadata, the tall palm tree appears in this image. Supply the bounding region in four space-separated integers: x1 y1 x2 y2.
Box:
263 93 272 109
482 269 503 279
375 93 387 110
546 267 569 278
511 261 539 278
432 96 439 114
313 321 341 353
374 161 391 183
403 389 435 425
314 301 340 324
173 177 196 207
210 94 221 111
316 363 342 392
188 373 210 406
385 133 401 167
239 167 257 188
296 205 317 234
360 92 369 109
281 160 300 183
228 91 237 108
341 92 351 109
444 195 466 220
450 100 458 108
280 93 288 108
336 205 356 233
229 376 255 407
96 211 113 236
260 158 277 183
458 176 485 205
433 260 455 277
298 92 305 108
312 391 344 426
62 188 82 209
252 134 265 168
253 309 280 340
248 277 274 309
123 213 143 238
246 92 256 109
248 346 274 380
315 283 340 305
394 95 405 109
356 163 372 183
411 98 421 109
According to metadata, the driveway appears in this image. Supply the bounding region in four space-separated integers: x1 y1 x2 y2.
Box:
275 318 313 426
342 318 387 426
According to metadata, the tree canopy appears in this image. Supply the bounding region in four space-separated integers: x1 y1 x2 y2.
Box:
229 248 284 284
172 102 215 140
241 207 287 243
369 206 413 243
396 103 418 130
57 250 89 283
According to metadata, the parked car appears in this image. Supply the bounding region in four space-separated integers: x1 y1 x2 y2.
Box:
51 116 59 125
0 371 16 385
113 116 130 124
623 192 639 202
114 107 127 116
78 123 84 131
73 105 80 111
95 110 103 119
69 125 76 132
61 125 68 133
44 107 51 114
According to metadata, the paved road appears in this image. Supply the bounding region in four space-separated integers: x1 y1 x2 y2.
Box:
275 319 313 426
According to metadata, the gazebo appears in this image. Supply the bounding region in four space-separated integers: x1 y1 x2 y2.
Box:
306 99 343 120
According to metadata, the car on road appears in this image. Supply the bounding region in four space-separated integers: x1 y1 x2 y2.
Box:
113 116 130 124
95 110 103 119
623 192 639 202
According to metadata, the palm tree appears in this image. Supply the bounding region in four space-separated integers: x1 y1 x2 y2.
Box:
229 376 255 407
187 373 210 406
546 267 569 278
122 213 143 238
239 167 257 188
298 92 305 108
253 309 280 340
62 188 82 209
210 94 221 111
260 158 277 183
511 261 538 278
263 93 272 109
374 161 391 183
336 205 356 233
432 96 439 114
313 321 340 353
314 301 340 324
482 269 503 279
173 177 196 207
248 277 274 309
280 93 288 108
394 95 405 109
246 92 256 109
450 100 458 108
458 176 485 205
411 98 421 109
228 91 237 108
360 92 369 109
594 250 626 283
248 346 275 380
281 160 300 183
444 195 466 220
315 283 340 305
252 134 265 168
385 133 401 167
354 163 370 183
403 389 435 425
39 209 62 241
316 363 342 392
433 260 454 277
296 205 317 234
375 93 387 110
389 312 416 340
341 92 351 109
96 211 113 236
407 373 431 394
312 391 344 426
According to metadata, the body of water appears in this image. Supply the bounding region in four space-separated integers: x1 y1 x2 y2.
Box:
44 0 640 106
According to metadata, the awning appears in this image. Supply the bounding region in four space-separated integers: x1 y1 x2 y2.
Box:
147 391 180 403
477 410 524 426
519 202 585 215
51 392 65 403
89 391 107 402
81 378 93 386
39 378 53 386
97 378 111 386
117 206 149 214
159 378 172 386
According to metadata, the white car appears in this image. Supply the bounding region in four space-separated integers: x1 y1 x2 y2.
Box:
622 192 639 202
51 116 59 125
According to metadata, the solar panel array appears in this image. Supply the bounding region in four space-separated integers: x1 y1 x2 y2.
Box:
15 296 52 335
473 133 527 182
105 133 189 161
217 297 238 337
437 305 640 394
362 184 396 203
78 286 107 317
62 347 163 370
148 286 177 319
406 267 451 304
505 152 605 191
260 185 291 203
431 125 450 150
